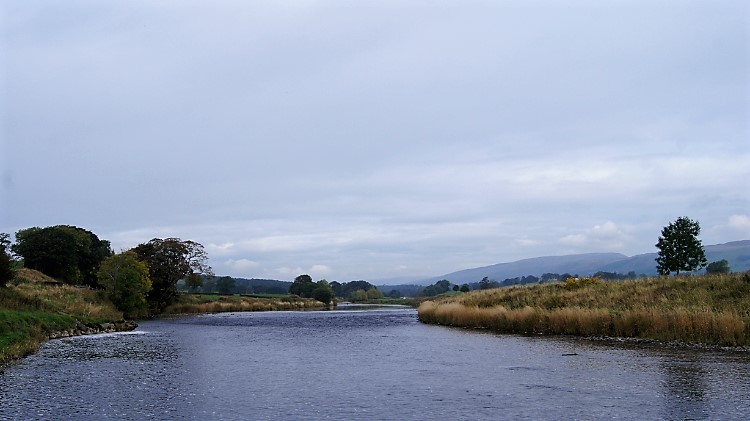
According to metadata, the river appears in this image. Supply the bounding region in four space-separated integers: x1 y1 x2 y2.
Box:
1 306 748 420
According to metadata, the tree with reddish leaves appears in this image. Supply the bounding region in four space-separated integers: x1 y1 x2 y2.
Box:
132 238 213 313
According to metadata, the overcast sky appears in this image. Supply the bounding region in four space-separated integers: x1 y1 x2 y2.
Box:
2 1 748 282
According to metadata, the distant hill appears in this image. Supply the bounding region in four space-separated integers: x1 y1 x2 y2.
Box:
420 253 627 285
418 240 750 285
600 240 750 276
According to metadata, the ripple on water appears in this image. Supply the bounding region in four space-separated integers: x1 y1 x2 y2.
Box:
1 308 749 420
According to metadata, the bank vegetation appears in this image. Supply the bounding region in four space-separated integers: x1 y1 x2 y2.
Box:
418 273 750 347
0 269 125 368
164 293 326 314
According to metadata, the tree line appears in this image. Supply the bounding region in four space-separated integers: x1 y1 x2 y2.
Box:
0 216 732 311
1 225 213 318
288 276 387 305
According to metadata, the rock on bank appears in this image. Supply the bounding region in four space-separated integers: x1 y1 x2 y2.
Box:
48 320 138 339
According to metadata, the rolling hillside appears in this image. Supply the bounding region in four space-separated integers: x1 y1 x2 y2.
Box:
418 240 750 285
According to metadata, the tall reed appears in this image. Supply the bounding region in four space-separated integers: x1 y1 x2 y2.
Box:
164 294 326 314
418 273 750 347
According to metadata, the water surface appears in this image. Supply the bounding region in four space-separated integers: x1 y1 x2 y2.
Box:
1 307 748 420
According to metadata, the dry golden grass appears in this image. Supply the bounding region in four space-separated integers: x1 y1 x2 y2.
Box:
2 270 122 321
164 294 326 314
418 273 750 346
1 269 124 368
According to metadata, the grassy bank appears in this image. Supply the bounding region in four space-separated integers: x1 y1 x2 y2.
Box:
164 293 327 314
0 269 124 369
418 273 750 347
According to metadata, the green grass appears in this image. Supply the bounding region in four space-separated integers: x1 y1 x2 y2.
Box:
1 269 124 369
418 273 750 347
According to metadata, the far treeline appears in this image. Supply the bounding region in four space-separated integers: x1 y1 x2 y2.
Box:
1 225 214 318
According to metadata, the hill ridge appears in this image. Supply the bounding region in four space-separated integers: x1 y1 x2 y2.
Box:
417 240 750 285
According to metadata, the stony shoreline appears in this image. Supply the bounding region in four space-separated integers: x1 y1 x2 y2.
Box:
578 335 750 352
47 320 138 340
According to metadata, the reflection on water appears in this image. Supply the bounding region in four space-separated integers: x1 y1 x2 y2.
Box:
662 356 708 419
1 308 748 420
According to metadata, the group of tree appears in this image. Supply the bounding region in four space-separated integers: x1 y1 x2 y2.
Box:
348 287 384 301
289 274 336 306
12 225 112 286
416 279 471 297
328 280 384 301
180 276 290 295
421 279 452 296
500 275 540 287
4 225 213 317
592 271 640 280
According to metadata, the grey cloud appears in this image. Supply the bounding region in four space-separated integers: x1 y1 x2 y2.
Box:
2 0 748 281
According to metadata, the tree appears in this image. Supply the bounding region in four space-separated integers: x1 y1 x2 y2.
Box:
329 280 342 297
478 277 499 290
366 287 384 300
0 233 13 287
706 259 731 274
132 238 213 313
655 217 708 275
336 280 377 298
460 284 470 293
421 279 451 297
289 274 317 297
12 225 112 286
350 289 368 302
97 251 151 318
388 289 402 298
312 280 335 307
216 276 236 294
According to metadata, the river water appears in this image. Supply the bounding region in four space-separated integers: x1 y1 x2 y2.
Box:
1 306 748 420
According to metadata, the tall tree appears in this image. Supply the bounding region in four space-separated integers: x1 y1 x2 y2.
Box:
132 238 213 312
12 225 112 286
97 251 152 318
312 280 335 307
289 274 316 297
655 217 707 275
366 287 384 300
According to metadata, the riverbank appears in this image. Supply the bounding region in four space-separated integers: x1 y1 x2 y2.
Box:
418 273 750 347
164 293 328 314
0 269 133 369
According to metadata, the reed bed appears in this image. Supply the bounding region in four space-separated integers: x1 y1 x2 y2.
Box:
164 294 327 314
418 273 750 347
